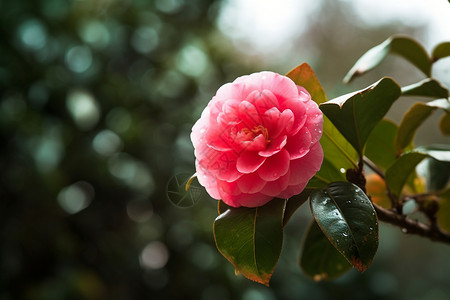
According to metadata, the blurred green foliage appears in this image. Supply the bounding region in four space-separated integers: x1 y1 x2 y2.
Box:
1 0 450 299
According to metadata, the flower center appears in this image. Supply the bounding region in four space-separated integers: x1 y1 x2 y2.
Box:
240 125 270 143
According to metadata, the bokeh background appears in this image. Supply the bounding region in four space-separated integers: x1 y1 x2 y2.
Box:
1 0 450 299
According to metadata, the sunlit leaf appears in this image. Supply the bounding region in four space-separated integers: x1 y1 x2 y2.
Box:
310 182 379 273
395 99 450 152
214 199 286 286
321 77 401 155
283 190 311 227
432 42 450 62
300 220 352 281
386 145 450 197
401 78 449 99
319 116 359 172
286 63 358 183
440 112 450 135
437 189 450 232
286 62 327 104
365 119 399 171
344 35 431 83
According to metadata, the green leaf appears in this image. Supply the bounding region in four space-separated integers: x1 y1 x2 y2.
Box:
365 119 399 171
344 35 432 83
395 99 450 152
217 200 231 215
213 199 286 286
310 182 379 273
420 158 450 192
437 189 450 232
321 77 401 155
432 42 450 62
385 145 450 197
319 116 359 172
440 112 450 135
286 62 327 104
283 190 311 227
415 144 450 161
285 63 358 182
401 78 449 99
300 220 352 281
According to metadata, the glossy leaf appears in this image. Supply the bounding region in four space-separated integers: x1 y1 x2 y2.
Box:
385 146 450 197
283 190 311 227
321 77 401 155
365 119 399 171
310 182 379 273
440 112 450 135
286 62 358 181
300 220 352 281
432 42 450 62
218 200 232 215
420 158 450 192
401 78 449 99
395 99 450 152
214 199 286 286
286 62 327 104
437 189 450 232
344 35 432 83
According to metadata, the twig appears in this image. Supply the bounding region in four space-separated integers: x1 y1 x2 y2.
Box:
363 156 385 180
374 203 450 245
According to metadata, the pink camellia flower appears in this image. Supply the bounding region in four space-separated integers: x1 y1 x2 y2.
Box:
191 71 323 208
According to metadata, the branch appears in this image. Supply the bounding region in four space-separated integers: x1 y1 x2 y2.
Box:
374 203 450 245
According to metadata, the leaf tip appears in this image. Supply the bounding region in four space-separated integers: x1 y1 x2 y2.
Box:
352 256 368 273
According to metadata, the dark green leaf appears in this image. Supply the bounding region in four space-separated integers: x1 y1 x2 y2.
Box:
395 99 450 152
401 78 449 99
385 145 450 197
420 158 450 192
300 220 352 281
437 189 450 232
214 199 286 286
365 119 399 171
217 200 232 215
432 42 450 62
310 182 379 273
286 62 327 104
321 77 401 155
344 35 432 83
283 190 312 227
440 112 450 135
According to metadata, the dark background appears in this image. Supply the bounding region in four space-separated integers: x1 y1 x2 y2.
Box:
1 0 449 299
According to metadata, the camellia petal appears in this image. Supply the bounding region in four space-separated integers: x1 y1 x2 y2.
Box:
258 149 290 181
236 150 267 174
284 127 312 159
236 172 267 194
288 142 323 186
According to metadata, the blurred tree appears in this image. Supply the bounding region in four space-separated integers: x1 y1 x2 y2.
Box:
1 0 449 299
